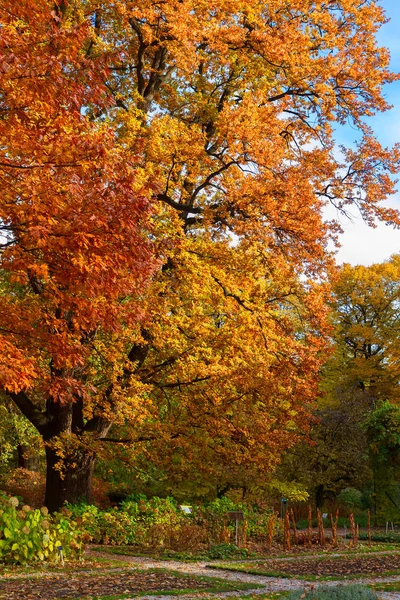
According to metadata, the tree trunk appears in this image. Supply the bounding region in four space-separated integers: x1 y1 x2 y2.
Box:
41 398 111 512
315 484 325 509
17 444 40 471
44 445 96 512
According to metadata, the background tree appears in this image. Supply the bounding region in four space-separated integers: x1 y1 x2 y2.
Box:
279 256 400 509
330 257 400 406
278 390 371 508
1 0 399 511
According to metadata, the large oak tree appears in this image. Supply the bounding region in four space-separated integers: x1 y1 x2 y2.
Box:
1 0 399 510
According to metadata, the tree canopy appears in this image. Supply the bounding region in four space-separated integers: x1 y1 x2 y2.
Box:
0 0 399 510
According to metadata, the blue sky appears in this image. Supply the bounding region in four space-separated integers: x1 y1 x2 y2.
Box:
332 0 400 265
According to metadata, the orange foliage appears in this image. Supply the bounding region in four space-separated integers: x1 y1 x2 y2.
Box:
0 0 399 509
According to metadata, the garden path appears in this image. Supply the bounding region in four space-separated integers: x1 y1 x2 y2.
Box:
87 549 400 599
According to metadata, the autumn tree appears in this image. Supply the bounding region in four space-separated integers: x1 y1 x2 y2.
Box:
1 0 399 511
330 258 400 515
330 257 400 405
279 256 400 508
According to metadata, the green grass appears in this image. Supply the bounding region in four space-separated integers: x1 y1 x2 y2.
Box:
372 580 400 592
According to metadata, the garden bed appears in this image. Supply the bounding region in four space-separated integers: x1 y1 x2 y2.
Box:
209 552 400 578
0 567 258 600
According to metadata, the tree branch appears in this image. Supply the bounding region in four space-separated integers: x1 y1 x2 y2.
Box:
7 391 48 434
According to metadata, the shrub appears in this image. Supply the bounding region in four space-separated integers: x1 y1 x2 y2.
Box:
0 494 83 564
66 497 191 547
358 531 400 542
97 509 135 545
337 488 363 509
286 584 378 600
208 542 248 559
168 522 207 551
67 503 136 545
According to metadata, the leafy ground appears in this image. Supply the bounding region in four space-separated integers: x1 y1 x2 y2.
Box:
210 552 400 579
0 567 258 600
3 545 400 599
0 558 133 577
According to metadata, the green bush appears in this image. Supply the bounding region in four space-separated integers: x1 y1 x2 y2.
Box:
67 503 138 545
0 494 83 564
65 495 279 549
286 584 378 600
121 495 181 526
67 497 191 547
337 488 363 509
358 531 400 542
208 542 248 559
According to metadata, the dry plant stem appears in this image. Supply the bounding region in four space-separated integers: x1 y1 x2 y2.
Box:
243 520 248 548
330 509 339 547
308 505 313 547
317 508 325 547
290 508 298 545
368 509 372 547
221 519 230 543
349 512 358 548
284 512 291 551
266 512 276 548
